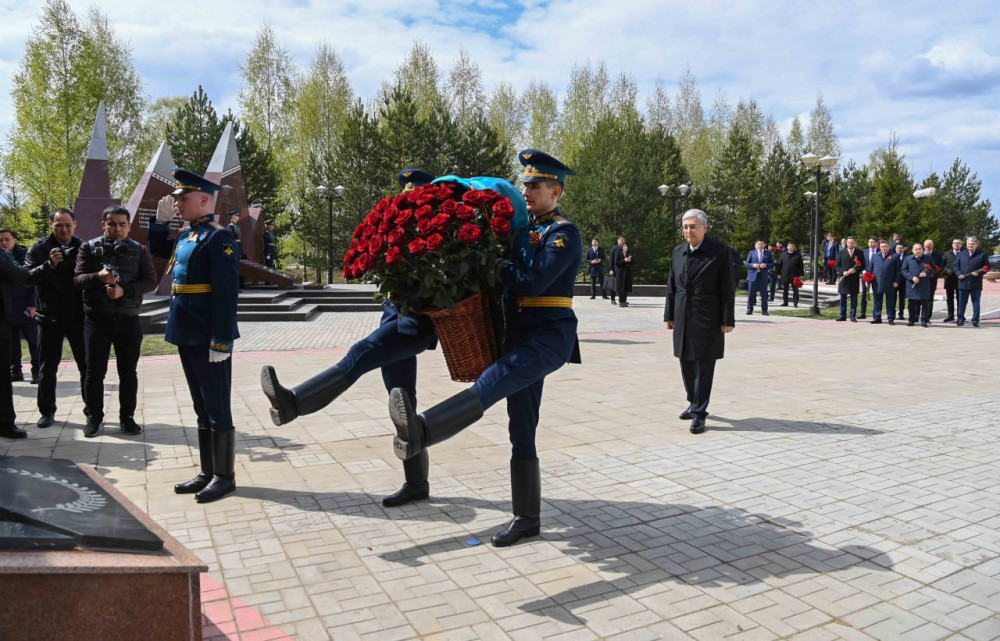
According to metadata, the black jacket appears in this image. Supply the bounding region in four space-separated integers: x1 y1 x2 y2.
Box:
665 236 736 361
4 245 35 325
24 234 85 324
836 247 863 295
74 237 157 317
615 250 634 294
608 244 622 276
0 249 31 322
585 245 605 277
942 249 961 289
778 250 804 281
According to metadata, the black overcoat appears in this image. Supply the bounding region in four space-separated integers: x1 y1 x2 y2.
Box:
901 254 933 300
664 236 735 361
836 247 863 295
615 250 633 294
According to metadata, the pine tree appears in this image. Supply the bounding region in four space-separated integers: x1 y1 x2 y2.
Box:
940 158 997 247
860 136 913 241
392 41 441 121
709 121 761 248
787 116 805 159
165 86 226 172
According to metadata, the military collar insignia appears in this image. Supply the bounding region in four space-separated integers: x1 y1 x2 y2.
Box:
191 215 213 227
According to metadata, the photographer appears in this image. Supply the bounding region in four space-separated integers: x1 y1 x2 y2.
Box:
74 206 156 437
23 208 88 429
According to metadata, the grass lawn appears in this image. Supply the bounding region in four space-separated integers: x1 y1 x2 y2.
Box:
766 293 876 320
18 334 177 362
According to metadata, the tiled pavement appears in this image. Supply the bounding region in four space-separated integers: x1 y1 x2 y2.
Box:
3 279 1000 640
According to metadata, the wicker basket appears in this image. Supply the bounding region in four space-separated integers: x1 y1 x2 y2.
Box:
424 290 499 382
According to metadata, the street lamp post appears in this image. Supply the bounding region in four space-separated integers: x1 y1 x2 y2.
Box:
316 184 345 284
800 153 838 315
658 183 690 249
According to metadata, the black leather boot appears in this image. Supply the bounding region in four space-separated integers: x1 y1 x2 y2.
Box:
382 450 430 507
174 428 213 494
491 459 541 547
261 365 350 426
389 388 482 460
196 430 236 503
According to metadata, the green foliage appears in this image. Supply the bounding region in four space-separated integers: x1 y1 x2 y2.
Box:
860 136 913 240
165 86 226 172
7 0 144 211
940 159 997 247
709 121 761 248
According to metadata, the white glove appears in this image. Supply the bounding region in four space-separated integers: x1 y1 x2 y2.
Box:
209 350 231 363
156 196 177 223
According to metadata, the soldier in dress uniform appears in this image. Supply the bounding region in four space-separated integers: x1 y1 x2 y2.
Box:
260 169 443 508
388 150 582 547
148 168 240 503
262 222 277 268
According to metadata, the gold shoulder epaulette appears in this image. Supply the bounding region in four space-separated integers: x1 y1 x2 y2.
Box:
209 221 225 231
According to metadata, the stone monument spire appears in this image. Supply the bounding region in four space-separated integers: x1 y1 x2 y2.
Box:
74 101 120 240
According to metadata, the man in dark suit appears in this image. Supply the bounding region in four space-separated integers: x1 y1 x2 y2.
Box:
955 236 989 327
888 233 903 253
922 239 943 321
607 236 623 305
836 236 863 322
767 242 782 301
585 238 606 299
745 240 773 315
870 241 900 325
777 242 804 307
902 243 933 327
893 242 908 320
860 237 879 319
0 248 36 439
665 209 735 435
822 233 838 284
941 238 963 322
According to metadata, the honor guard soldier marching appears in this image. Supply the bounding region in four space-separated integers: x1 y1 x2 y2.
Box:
261 168 443 508
388 150 582 547
149 168 240 503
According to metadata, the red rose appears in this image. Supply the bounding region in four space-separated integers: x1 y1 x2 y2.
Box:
436 183 455 199
482 189 502 203
462 190 488 206
408 238 427 255
440 199 459 214
377 219 392 234
415 204 433 219
385 246 402 265
416 192 436 206
361 224 376 240
430 213 452 232
455 205 476 222
354 253 374 275
374 197 391 212
395 209 414 226
490 218 510 236
457 224 482 244
492 199 515 219
393 194 411 209
365 211 381 227
417 218 433 235
426 233 445 252
388 227 407 245
368 235 386 255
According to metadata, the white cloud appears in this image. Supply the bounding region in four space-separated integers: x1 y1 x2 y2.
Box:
1 0 998 211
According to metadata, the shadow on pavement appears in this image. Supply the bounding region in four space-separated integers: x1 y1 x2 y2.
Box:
380 497 892 625
238 487 492 525
708 415 882 435
138 427 305 463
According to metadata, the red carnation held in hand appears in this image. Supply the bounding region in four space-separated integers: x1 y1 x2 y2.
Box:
457 224 482 243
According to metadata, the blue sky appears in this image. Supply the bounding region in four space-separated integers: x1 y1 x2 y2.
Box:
1 0 998 213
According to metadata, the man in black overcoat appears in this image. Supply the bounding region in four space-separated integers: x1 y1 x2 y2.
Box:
835 236 863 322
777 242 804 307
664 209 735 435
941 238 963 322
607 236 623 305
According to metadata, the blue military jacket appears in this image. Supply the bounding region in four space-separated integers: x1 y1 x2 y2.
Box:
497 208 582 364
148 215 240 352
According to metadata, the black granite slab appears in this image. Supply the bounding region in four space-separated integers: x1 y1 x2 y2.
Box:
0 456 162 552
0 519 76 550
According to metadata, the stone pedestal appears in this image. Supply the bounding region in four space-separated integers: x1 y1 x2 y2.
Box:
0 464 206 641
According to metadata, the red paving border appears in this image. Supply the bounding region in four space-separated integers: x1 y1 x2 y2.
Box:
201 574 293 641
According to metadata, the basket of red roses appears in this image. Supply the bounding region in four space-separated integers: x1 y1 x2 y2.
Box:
343 182 517 382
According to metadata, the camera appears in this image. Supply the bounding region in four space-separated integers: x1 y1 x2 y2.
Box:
94 239 128 278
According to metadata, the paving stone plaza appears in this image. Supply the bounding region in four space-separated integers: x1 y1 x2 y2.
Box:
3 282 999 640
